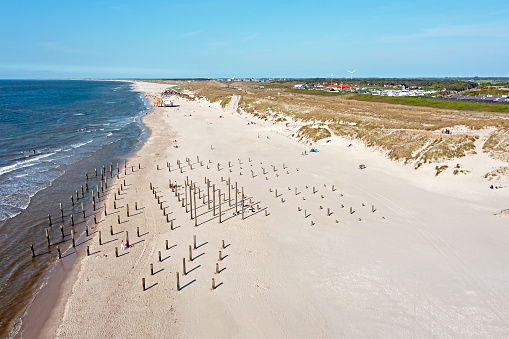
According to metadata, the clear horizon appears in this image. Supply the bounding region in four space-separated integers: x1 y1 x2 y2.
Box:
1 0 508 79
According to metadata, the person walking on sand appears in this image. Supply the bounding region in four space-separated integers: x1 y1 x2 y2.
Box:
120 240 125 250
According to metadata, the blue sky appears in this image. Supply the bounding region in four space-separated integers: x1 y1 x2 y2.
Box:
0 0 508 79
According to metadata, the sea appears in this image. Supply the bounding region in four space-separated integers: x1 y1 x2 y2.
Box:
0 80 150 337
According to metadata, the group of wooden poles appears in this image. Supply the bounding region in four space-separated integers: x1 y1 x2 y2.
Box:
31 160 140 259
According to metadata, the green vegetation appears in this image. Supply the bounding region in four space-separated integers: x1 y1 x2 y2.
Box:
435 165 448 176
461 90 509 96
484 167 509 181
483 130 509 161
296 125 331 143
220 96 231 108
346 94 509 113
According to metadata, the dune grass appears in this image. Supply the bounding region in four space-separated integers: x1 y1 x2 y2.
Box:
154 79 509 166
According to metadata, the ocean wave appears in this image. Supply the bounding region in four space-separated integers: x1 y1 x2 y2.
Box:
106 132 113 137
70 140 93 149
0 152 56 177
0 168 64 222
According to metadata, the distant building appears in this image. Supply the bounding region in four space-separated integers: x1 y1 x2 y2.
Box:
327 84 351 91
294 84 307 89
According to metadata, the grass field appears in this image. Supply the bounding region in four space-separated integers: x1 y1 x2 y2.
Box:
345 93 509 113
462 90 509 96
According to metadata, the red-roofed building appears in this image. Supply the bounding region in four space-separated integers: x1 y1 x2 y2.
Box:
327 84 351 91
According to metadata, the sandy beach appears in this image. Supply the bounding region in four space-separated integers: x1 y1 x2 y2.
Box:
39 81 509 338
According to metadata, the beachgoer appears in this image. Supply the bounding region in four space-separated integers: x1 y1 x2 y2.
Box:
120 240 125 250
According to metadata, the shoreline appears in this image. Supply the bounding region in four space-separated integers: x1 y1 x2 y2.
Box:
38 81 509 338
35 82 171 338
10 81 153 339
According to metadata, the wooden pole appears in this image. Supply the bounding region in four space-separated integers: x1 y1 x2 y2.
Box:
57 246 61 259
241 192 245 220
182 258 187 275
71 214 74 226
71 230 75 247
60 203 63 218
159 251 162 262
166 239 169 250
212 184 216 216
150 263 153 275
185 181 188 213
207 179 211 210
125 231 129 247
228 177 231 206
99 231 102 245
216 263 219 274
219 250 222 261
30 244 35 258
48 213 52 227
142 278 146 291
115 247 118 257
60 225 65 238
87 246 90 256
235 182 238 213
176 272 180 291
189 245 193 261
218 188 222 223
193 185 197 227
189 184 193 219
212 278 215 290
